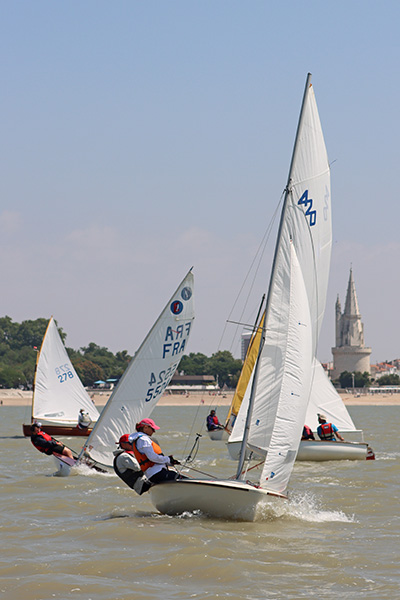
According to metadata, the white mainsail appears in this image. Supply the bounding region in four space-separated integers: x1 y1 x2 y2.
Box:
80 270 195 468
240 75 331 464
33 317 99 425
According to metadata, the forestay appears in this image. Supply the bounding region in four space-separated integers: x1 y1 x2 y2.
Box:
80 270 195 468
33 317 99 424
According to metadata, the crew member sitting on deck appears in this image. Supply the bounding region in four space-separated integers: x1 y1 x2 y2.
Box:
316 414 345 442
30 423 74 458
301 424 315 440
128 418 182 485
77 409 91 430
206 409 223 431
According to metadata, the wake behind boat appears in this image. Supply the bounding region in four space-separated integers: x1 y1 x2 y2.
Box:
148 74 333 520
23 317 99 437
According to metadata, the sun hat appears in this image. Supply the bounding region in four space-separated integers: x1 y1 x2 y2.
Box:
138 418 160 430
317 413 327 421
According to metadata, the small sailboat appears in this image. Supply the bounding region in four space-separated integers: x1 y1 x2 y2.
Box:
228 358 375 461
60 269 195 474
23 317 99 437
296 359 375 460
149 73 333 520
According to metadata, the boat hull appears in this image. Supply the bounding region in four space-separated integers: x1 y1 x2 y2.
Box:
227 439 374 461
207 429 229 441
149 478 286 521
23 423 93 437
296 440 373 461
52 454 77 477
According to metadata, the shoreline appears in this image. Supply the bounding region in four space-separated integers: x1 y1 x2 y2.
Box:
2 389 400 407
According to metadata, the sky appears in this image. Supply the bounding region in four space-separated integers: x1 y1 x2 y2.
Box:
1 1 399 366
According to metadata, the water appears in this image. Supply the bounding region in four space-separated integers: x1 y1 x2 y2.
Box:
1 404 399 600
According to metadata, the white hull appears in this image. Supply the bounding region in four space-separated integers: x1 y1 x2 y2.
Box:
52 454 77 476
207 429 229 441
296 440 372 461
149 478 286 521
227 439 373 462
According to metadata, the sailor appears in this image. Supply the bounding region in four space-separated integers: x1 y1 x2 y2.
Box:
128 418 181 485
301 424 315 440
113 434 151 495
206 409 223 431
30 423 74 458
316 414 345 442
77 409 91 430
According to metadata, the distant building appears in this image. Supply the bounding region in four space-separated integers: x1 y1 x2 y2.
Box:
241 331 252 362
169 374 217 390
331 268 372 379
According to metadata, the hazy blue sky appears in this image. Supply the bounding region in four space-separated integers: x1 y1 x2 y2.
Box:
1 1 399 365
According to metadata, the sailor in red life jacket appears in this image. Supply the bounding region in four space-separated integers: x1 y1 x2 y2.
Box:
30 423 74 458
206 410 223 431
316 414 345 442
128 418 182 485
301 424 315 440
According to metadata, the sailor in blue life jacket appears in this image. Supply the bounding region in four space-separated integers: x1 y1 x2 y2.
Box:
316 414 345 442
301 424 315 440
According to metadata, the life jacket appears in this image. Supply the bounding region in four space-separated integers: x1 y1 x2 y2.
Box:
318 422 335 441
113 450 152 495
132 435 164 472
302 425 314 439
31 430 54 453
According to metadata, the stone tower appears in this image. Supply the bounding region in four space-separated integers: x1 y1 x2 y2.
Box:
331 268 371 379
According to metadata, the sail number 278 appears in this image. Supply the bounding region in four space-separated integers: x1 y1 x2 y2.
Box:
55 363 74 383
145 362 179 403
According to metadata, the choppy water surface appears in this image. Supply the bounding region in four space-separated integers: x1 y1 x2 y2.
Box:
1 404 398 600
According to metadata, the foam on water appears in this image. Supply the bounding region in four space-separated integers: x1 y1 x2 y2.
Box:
256 491 356 523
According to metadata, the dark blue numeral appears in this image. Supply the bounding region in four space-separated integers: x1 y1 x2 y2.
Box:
298 190 316 226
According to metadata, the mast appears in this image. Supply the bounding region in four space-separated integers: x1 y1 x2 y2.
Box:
31 316 52 422
235 73 312 479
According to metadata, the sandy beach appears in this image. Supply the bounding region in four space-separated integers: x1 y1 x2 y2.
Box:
2 388 400 407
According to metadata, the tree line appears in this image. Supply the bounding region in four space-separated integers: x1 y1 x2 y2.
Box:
0 317 243 389
1 316 398 390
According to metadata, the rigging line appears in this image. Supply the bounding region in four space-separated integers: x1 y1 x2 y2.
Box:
180 396 208 459
217 194 284 355
178 464 221 479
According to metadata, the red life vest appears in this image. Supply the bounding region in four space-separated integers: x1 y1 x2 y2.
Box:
31 430 53 453
319 422 335 440
132 438 163 472
302 425 314 439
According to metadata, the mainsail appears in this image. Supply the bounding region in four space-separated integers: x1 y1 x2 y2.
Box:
32 317 99 425
80 269 195 468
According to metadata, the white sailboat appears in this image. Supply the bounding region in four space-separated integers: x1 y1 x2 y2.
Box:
228 358 375 461
297 359 375 460
67 269 195 473
149 73 332 520
23 317 99 437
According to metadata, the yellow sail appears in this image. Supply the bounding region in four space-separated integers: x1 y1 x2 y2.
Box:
225 311 265 430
